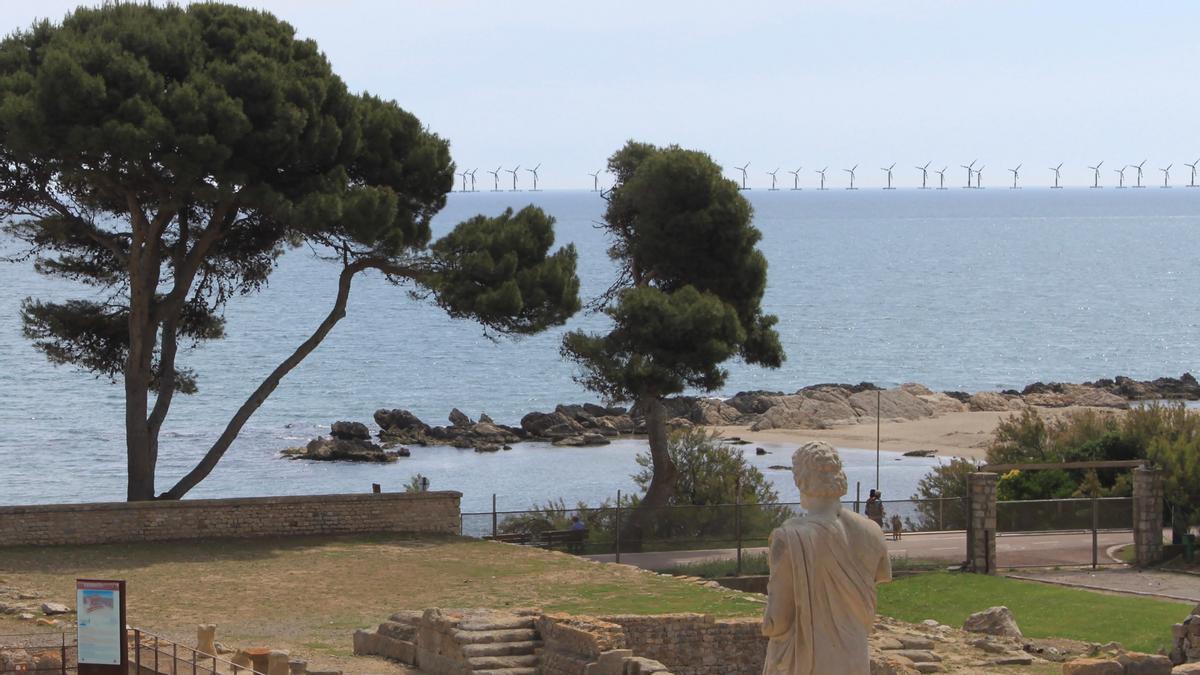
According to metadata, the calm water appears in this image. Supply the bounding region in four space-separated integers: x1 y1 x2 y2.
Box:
2 188 1198 510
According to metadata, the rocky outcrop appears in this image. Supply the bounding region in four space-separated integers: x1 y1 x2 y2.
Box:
1019 383 1129 409
968 391 1026 412
282 421 408 463
375 408 522 451
1085 373 1200 401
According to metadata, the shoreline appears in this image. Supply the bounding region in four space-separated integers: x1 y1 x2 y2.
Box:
710 405 1118 461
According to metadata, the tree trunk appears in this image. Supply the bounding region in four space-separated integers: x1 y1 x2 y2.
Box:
158 259 372 500
624 396 676 549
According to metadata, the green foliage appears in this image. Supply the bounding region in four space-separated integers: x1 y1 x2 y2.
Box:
996 468 1076 501
632 428 780 506
562 140 783 403
403 474 427 494
0 3 579 499
626 429 789 544
429 206 580 335
907 457 977 530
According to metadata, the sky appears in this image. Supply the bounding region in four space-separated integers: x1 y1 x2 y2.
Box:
5 1 1200 189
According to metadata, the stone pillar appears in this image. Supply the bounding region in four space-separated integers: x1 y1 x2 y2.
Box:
267 650 290 675
967 472 998 574
196 624 216 657
1132 466 1164 567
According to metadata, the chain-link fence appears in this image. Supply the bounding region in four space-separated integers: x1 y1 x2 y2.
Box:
461 496 966 558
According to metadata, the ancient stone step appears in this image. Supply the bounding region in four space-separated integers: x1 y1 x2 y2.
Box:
461 640 540 658
472 669 538 675
454 628 537 644
467 653 539 670
458 615 537 631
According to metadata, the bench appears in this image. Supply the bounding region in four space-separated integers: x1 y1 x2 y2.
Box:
483 532 534 545
541 528 588 553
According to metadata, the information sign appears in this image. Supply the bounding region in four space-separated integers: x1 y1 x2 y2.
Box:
76 579 127 674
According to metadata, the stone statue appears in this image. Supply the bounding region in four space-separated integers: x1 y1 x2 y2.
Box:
761 442 892 675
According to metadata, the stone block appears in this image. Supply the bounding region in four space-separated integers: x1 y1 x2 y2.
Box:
1117 651 1173 675
1062 658 1124 675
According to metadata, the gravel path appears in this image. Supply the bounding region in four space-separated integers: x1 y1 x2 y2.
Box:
1005 568 1200 603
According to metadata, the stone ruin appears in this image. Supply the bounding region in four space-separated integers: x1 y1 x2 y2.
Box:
352 606 1085 674
1170 604 1200 667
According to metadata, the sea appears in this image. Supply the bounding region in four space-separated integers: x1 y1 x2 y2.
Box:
2 188 1199 512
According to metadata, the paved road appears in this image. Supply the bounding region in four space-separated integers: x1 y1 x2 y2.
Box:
586 530 1134 570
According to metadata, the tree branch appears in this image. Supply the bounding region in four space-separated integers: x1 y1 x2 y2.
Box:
158 257 417 499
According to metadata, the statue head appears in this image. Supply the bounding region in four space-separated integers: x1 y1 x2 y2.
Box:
792 441 848 517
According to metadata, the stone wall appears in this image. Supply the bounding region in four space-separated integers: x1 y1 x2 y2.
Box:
1132 467 1164 567
538 613 627 675
600 614 765 675
0 491 461 547
967 472 998 574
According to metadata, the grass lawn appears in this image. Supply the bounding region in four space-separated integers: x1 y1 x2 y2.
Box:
878 571 1190 653
0 535 761 672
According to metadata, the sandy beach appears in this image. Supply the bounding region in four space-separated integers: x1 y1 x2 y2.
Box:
712 406 1112 461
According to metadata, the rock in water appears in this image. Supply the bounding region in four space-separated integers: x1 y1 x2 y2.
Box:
448 408 472 428
373 409 429 432
330 421 370 440
962 606 1022 638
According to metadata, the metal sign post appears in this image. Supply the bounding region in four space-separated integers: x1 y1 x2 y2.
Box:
76 579 127 675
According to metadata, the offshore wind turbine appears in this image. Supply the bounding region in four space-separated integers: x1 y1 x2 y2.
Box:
880 163 896 189
815 167 828 190
767 168 780 191
467 168 478 192
1088 161 1104 188
525 164 541 191
916 162 930 189
1050 163 1063 189
506 165 521 191
588 170 602 192
788 167 803 190
736 163 751 190
934 167 948 189
1008 164 1021 189
1114 166 1127 189
1160 164 1173 188
1132 160 1146 188
1186 158 1200 187
974 165 986 189
843 165 858 190
457 170 469 192
960 160 976 188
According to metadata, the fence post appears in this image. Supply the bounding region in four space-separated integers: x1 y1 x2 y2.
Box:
615 490 622 564
855 481 861 514
491 493 497 538
736 479 743 577
135 629 142 671
173 642 178 675
1092 496 1099 569
60 632 66 675
154 635 160 673
938 498 944 531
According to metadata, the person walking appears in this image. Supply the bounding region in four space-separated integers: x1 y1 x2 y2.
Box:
865 489 885 529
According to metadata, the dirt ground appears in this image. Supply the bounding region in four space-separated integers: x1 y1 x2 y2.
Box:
0 534 761 673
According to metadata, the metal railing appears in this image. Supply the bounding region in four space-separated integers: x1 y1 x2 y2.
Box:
994 496 1134 570
130 630 266 675
0 632 75 674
